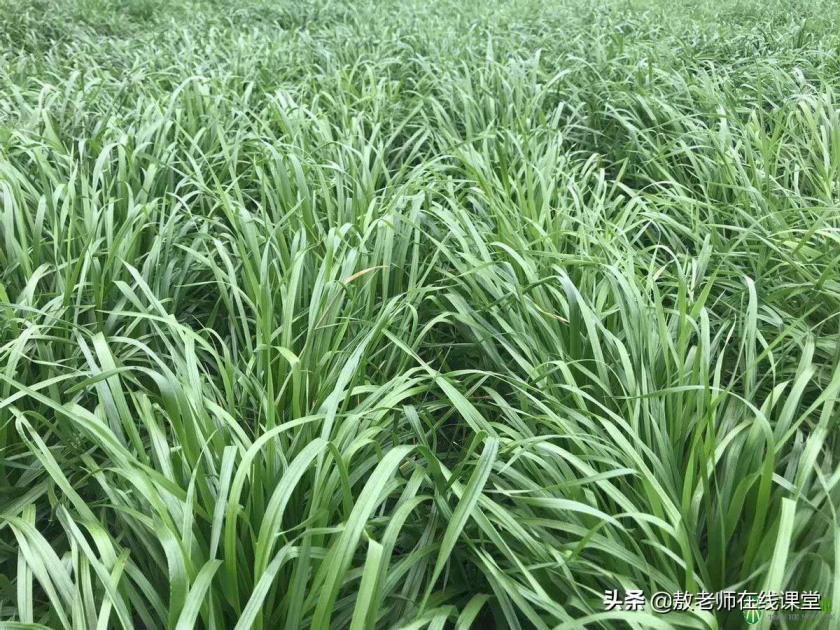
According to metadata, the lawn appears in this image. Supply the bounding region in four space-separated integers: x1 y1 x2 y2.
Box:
0 0 838 628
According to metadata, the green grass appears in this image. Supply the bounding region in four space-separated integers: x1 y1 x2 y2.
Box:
0 0 838 628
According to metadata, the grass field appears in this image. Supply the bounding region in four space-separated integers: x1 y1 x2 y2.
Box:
1 0 839 628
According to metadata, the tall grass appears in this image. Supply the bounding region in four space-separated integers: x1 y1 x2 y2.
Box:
1 0 838 628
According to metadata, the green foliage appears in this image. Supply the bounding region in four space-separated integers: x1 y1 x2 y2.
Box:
0 0 838 628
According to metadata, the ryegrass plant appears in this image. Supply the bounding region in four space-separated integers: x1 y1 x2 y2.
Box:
1 0 838 628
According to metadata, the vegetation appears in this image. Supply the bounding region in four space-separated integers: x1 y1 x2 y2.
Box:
1 0 838 628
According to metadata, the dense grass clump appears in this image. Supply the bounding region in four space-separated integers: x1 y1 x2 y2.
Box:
1 0 838 628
